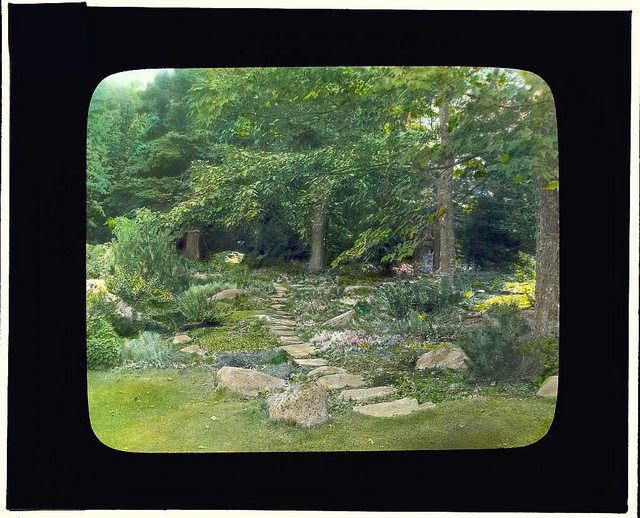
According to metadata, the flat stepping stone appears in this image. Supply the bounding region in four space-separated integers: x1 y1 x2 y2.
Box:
315 373 365 390
272 331 299 339
271 319 296 326
271 304 286 309
179 345 207 357
295 358 330 367
216 367 285 397
338 386 397 402
308 365 347 377
278 335 307 343
352 397 435 417
269 325 295 332
172 334 191 344
277 344 316 358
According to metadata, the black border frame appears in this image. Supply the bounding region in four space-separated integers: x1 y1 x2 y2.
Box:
7 5 631 512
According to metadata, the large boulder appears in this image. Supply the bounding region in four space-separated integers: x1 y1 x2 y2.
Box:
216 367 285 397
322 309 356 328
536 375 559 398
208 288 244 302
416 346 468 371
266 382 329 427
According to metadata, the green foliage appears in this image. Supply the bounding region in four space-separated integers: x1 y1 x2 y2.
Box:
86 243 113 279
459 303 533 382
86 290 140 338
176 283 231 326
515 251 536 282
121 332 174 368
521 336 559 386
375 279 445 319
108 209 190 307
86 312 122 370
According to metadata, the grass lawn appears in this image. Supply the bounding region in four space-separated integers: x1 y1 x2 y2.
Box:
88 368 556 453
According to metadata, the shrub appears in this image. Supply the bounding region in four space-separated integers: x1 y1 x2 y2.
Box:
376 279 443 319
213 348 294 370
121 332 173 368
86 312 121 370
107 209 190 307
192 319 281 352
86 243 112 279
459 303 532 382
177 283 231 326
520 335 559 386
86 290 140 338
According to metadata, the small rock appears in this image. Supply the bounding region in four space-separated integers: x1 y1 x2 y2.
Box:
352 397 435 417
295 358 329 367
308 365 347 377
338 298 358 306
536 375 558 398
216 367 285 397
338 386 397 402
315 373 365 390
179 345 206 357
208 288 244 302
322 309 356 328
172 334 191 344
266 382 329 427
343 285 370 293
416 346 468 371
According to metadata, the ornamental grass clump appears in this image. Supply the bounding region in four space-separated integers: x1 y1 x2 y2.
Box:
177 283 231 326
121 332 173 369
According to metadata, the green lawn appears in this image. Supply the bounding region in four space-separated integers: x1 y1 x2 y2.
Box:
88 368 556 453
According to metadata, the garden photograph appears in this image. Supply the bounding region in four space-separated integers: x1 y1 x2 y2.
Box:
86 66 559 453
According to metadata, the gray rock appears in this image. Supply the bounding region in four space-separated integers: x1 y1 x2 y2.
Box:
308 365 347 377
208 288 244 302
416 347 468 371
343 285 370 293
323 309 356 328
115 300 138 321
266 382 329 427
216 367 285 397
277 344 316 358
536 375 558 398
315 373 365 390
339 386 397 402
352 397 435 417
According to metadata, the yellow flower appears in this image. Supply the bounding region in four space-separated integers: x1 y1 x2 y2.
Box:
418 313 426 320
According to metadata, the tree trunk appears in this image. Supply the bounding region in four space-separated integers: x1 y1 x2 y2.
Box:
533 174 559 338
183 230 201 261
307 196 329 273
437 97 456 279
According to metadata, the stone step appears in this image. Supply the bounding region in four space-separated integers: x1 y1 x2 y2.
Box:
278 335 307 343
269 326 295 332
307 365 347 377
352 397 435 417
277 344 316 358
295 358 330 367
338 386 397 402
271 304 286 310
315 373 365 390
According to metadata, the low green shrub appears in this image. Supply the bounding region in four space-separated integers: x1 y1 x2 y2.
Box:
213 348 294 370
86 242 113 279
520 335 559 386
376 279 443 319
86 291 140 338
86 312 122 370
177 283 231 326
192 319 281 352
459 302 532 382
120 332 173 368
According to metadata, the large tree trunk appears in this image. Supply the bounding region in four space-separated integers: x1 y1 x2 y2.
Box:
307 196 329 273
437 97 456 279
533 175 559 338
183 230 201 261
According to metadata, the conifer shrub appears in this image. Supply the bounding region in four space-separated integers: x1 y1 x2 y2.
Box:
458 302 533 382
107 209 190 308
177 283 231 326
376 279 444 319
86 312 122 370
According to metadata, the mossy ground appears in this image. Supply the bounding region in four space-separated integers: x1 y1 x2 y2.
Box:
88 368 556 453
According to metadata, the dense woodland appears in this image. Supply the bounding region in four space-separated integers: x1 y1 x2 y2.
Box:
88 66 558 337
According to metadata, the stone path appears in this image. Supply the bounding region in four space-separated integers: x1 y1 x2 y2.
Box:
255 280 437 419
